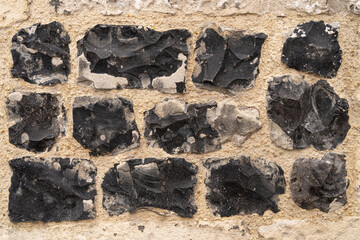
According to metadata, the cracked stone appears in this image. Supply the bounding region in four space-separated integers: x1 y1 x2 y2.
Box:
267 75 350 150
192 24 267 94
290 152 349 212
11 22 71 85
6 92 66 153
204 157 286 217
73 96 140 156
282 21 342 78
102 158 198 217
144 99 261 154
76 25 191 93
9 157 97 222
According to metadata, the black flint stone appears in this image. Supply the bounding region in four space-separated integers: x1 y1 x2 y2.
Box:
9 157 97 222
11 21 71 85
204 157 286 217
267 76 350 150
192 26 267 93
102 158 198 217
73 97 140 156
77 25 191 93
6 92 66 153
282 21 342 78
290 153 349 212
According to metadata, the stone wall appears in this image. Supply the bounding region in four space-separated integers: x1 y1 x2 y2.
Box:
0 0 359 239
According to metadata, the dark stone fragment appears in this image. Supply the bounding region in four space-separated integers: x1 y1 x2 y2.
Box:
102 158 198 217
290 153 349 212
73 96 140 156
11 22 71 85
6 92 66 153
204 157 286 217
9 157 97 222
282 21 342 78
192 24 267 93
77 25 191 93
267 75 350 150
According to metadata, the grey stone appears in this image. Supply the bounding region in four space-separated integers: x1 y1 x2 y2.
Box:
290 152 349 212
204 157 286 217
102 158 198 217
9 157 97 222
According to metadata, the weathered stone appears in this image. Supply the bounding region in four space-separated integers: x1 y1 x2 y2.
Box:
144 99 261 154
77 25 190 93
11 22 71 85
6 92 66 153
282 21 342 78
192 24 267 93
9 157 97 222
0 0 30 28
102 158 198 217
73 96 140 156
204 157 286 217
267 75 350 150
290 153 349 212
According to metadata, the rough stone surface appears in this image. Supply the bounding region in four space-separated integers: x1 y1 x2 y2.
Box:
282 21 342 78
0 0 30 28
77 25 190 93
290 152 349 212
144 99 261 154
192 24 267 94
6 92 66 153
267 75 350 150
73 96 140 156
9 157 97 222
102 158 198 218
11 21 71 85
204 157 286 217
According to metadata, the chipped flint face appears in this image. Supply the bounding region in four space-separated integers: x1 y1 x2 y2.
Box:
267 75 350 150
290 152 349 212
8 157 97 222
192 24 267 94
73 96 140 156
282 21 342 78
102 158 198 218
6 91 66 153
144 98 261 154
76 24 191 93
204 157 286 217
10 21 71 85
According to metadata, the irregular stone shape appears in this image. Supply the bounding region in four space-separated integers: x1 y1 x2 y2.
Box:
204 157 286 217
267 75 350 150
144 99 261 154
11 22 71 85
282 21 342 78
0 0 30 29
102 158 198 217
192 24 267 93
77 25 191 93
6 92 66 153
73 96 140 156
290 153 349 212
9 157 97 222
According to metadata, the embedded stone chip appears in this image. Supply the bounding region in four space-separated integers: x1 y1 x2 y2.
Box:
10 21 71 85
144 99 261 154
192 24 267 94
204 157 286 217
8 157 97 222
6 92 66 153
267 75 350 150
76 24 191 93
102 158 198 218
282 21 342 78
73 96 140 156
290 153 349 212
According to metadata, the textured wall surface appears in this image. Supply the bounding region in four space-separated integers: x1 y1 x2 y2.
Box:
0 0 360 239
